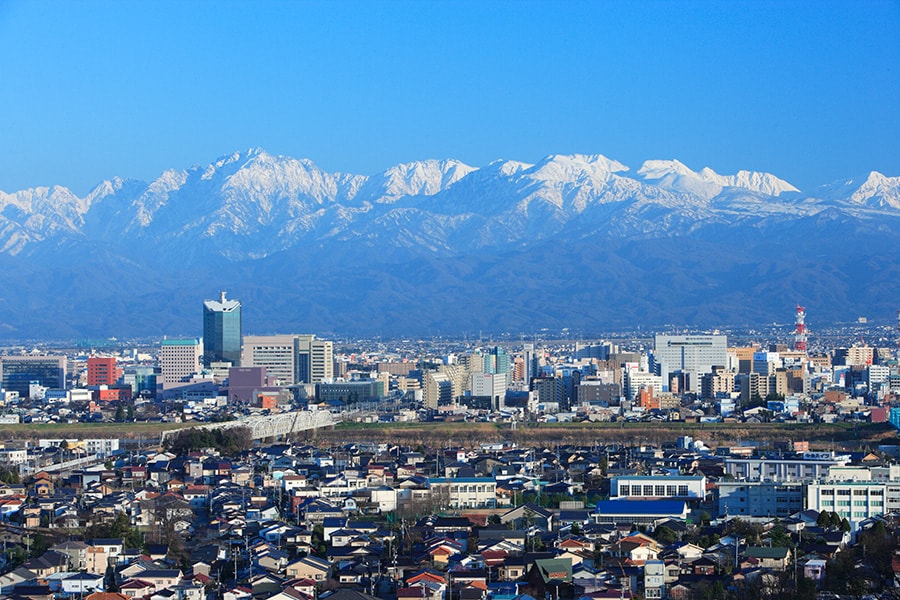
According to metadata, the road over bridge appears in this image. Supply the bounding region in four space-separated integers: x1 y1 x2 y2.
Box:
160 409 339 445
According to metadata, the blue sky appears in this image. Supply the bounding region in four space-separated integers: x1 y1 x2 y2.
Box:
0 1 897 195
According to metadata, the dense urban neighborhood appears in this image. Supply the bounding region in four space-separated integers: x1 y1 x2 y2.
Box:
1 298 900 599
2 434 900 600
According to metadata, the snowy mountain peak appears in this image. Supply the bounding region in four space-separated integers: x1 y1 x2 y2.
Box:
636 159 722 199
717 169 800 196
487 159 534 177
848 171 900 209
375 159 477 199
537 153 629 175
638 160 799 197
637 159 696 179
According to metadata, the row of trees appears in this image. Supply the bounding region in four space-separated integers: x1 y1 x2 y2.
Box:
163 426 253 455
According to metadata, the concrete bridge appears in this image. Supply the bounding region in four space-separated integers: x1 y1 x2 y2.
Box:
160 408 339 445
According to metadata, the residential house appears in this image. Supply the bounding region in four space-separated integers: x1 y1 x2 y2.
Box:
285 556 332 583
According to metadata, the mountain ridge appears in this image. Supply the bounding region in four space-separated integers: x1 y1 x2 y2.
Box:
0 149 898 339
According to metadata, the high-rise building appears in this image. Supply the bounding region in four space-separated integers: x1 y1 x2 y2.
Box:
87 356 122 386
482 347 510 378
752 352 780 376
298 334 333 384
242 334 333 384
0 355 67 397
160 338 203 383
203 291 242 367
241 335 295 383
423 371 452 408
471 372 506 410
122 366 159 396
699 366 735 400
653 334 728 393
522 343 535 383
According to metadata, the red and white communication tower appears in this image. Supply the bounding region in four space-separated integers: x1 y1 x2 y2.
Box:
794 305 808 352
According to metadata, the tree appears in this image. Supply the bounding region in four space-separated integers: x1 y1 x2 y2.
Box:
857 521 896 587
654 525 677 545
163 426 253 455
840 518 851 533
85 511 142 550
0 465 20 484
767 524 791 548
794 574 818 600
115 404 126 422
5 545 26 567
29 533 49 558
104 565 119 592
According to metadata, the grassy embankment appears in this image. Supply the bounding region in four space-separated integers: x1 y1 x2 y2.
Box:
305 420 899 451
1 420 894 452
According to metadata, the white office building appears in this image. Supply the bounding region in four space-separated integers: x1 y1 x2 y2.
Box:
806 481 897 528
653 334 727 393
723 452 850 482
611 475 707 500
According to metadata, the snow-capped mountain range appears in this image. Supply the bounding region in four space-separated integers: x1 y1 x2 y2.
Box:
1 149 898 339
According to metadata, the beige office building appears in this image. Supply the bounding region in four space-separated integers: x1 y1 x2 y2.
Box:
242 334 333 384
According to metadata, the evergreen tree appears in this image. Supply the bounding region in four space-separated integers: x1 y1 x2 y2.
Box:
0 466 20 484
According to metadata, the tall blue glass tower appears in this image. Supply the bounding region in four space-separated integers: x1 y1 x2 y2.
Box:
203 291 242 367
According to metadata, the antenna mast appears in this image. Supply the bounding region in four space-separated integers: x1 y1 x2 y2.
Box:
794 305 808 352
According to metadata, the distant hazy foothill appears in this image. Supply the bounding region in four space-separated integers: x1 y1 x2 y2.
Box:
0 149 898 339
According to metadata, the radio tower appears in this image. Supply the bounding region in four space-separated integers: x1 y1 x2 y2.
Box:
794 305 808 352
